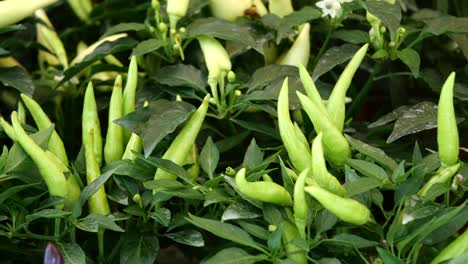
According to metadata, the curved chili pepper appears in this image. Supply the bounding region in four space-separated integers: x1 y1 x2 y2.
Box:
311 133 347 196
304 185 371 225
437 72 459 167
296 91 351 166
293 169 309 239
0 0 58 27
431 229 468 264
0 116 16 140
326 44 368 132
235 168 293 206
269 0 294 17
417 163 461 198
277 23 311 67
278 78 312 172
154 95 210 181
104 75 124 164
282 221 308 264
298 64 328 115
82 82 103 167
122 56 138 142
20 94 69 166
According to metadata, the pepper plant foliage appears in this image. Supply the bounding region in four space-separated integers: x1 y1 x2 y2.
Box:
0 0 467 263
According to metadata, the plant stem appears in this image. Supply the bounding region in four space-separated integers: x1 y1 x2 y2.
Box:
54 218 61 239
346 63 382 119
98 228 105 263
310 26 333 70
374 72 413 81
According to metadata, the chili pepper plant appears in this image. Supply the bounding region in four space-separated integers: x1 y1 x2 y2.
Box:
0 0 467 263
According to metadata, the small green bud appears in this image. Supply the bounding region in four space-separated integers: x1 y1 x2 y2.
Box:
234 90 242 96
225 166 236 176
388 41 396 48
227 71 236 82
268 225 277 232
380 26 387 33
132 193 141 203
158 22 167 32
179 27 186 34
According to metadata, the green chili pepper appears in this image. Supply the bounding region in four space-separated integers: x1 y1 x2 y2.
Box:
304 185 371 225
82 82 103 167
67 0 92 23
431 230 468 264
85 128 110 215
278 78 312 172
17 101 26 124
417 163 461 198
209 0 253 22
10 111 69 202
122 101 148 160
104 75 124 164
45 150 81 203
0 116 17 140
298 64 328 115
122 56 138 142
235 168 292 206
183 144 200 181
282 221 308 264
437 72 459 167
166 0 189 29
276 23 311 67
293 169 309 239
154 95 210 181
269 0 294 17
20 94 69 165
0 0 58 27
326 44 368 132
296 91 351 166
311 133 347 196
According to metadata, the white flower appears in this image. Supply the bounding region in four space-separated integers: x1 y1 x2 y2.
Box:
339 0 353 3
316 0 342 18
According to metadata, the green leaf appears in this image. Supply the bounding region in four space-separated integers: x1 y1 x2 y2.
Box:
387 102 437 143
201 247 265 264
314 210 338 234
330 233 378 248
60 37 138 86
0 183 41 204
114 100 195 156
346 177 385 197
0 67 34 95
331 30 370 44
237 221 270 240
221 203 261 222
376 247 404 264
231 119 280 140
276 6 322 43
199 137 219 179
368 105 410 128
56 243 86 264
131 38 165 57
165 229 204 247
149 208 171 227
242 138 264 170
345 159 388 181
188 213 266 253
397 48 420 78
76 214 125 232
26 209 71 222
345 135 398 171
103 22 147 37
366 0 402 37
120 232 160 264
154 64 206 92
185 18 256 47
215 131 250 153
312 44 360 80
412 9 468 35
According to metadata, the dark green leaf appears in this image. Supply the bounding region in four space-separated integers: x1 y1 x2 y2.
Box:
165 229 204 247
331 30 370 44
114 99 195 156
56 243 86 264
315 210 338 234
412 9 468 35
185 18 256 47
0 67 34 95
276 7 322 43
345 159 388 181
215 131 250 153
367 0 402 37
131 38 165 57
330 234 378 248
188 213 266 252
120 232 160 264
201 247 265 264
149 208 171 227
0 182 41 204
345 135 398 171
26 209 71 222
231 119 280 140
242 138 264 170
199 137 219 179
387 102 437 143
103 23 147 37
312 44 360 80
221 203 261 221
376 247 404 264
237 221 269 240
346 177 385 197
154 64 206 92
397 48 420 78
368 105 411 128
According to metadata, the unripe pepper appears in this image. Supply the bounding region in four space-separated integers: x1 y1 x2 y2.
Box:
67 0 93 23
298 64 328 115
183 144 200 181
326 44 368 132
209 0 252 21
269 0 294 17
167 0 190 29
430 230 468 264
82 82 103 167
417 163 461 198
277 79 312 172
10 112 70 203
235 168 293 206
304 185 372 225
122 56 138 142
311 133 347 196
282 221 308 264
20 94 69 165
71 33 127 65
104 76 124 164
0 116 16 141
293 169 309 239
277 23 311 68
122 101 148 160
154 95 210 181
0 0 58 27
296 91 351 166
437 72 459 167
85 129 111 215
